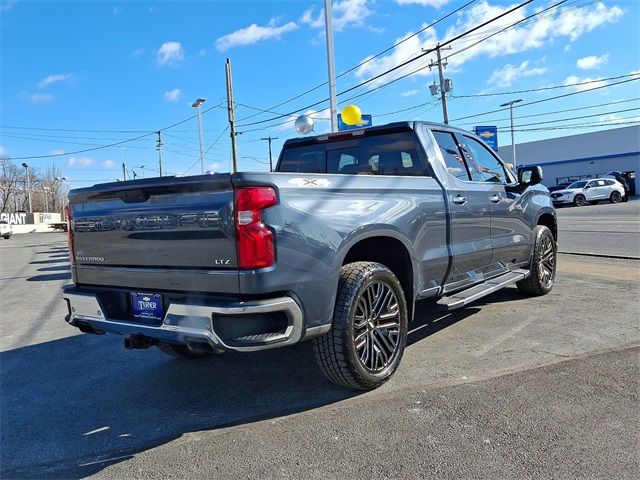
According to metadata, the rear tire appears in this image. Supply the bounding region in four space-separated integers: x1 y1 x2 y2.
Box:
156 342 213 359
573 194 586 207
609 191 622 203
2 235 9 240
517 225 556 296
312 261 409 391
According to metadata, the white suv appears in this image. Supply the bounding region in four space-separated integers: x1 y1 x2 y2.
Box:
550 178 626 206
0 220 12 239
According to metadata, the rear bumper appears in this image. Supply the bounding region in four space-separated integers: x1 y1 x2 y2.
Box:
62 286 307 352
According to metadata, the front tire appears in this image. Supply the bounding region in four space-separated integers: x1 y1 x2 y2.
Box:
2 235 9 240
573 194 587 207
312 262 409 390
517 225 557 296
609 191 622 203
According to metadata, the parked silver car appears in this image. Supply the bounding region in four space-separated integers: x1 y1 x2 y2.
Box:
550 178 625 206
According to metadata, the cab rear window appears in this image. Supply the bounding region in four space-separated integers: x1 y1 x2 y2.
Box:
278 132 430 176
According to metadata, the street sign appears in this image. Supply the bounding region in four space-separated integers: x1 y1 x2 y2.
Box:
338 114 372 131
474 126 498 151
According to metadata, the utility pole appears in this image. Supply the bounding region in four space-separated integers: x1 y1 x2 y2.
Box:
324 0 338 132
21 163 32 213
260 136 278 172
122 162 127 181
156 131 163 177
426 44 453 124
192 98 206 175
500 99 523 165
226 58 239 173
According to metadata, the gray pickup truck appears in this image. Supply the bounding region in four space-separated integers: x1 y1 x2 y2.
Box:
62 121 557 390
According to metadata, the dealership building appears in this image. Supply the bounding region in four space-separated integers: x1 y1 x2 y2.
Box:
497 125 640 195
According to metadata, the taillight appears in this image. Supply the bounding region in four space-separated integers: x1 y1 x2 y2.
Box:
65 205 76 264
235 186 277 269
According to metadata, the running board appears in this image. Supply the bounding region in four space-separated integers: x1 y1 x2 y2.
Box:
437 269 530 311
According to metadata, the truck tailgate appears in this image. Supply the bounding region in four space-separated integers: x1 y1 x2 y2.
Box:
69 175 237 271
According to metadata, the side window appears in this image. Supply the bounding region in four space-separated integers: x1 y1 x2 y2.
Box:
596 180 606 186
604 179 615 186
432 131 469 181
586 180 597 188
460 136 509 183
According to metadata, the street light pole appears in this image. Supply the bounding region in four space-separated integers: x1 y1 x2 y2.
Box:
21 163 32 213
324 0 338 132
500 99 523 165
192 98 206 175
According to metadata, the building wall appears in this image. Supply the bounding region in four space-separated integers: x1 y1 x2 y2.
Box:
498 125 640 188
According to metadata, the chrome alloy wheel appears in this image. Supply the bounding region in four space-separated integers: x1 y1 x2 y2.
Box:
353 281 401 373
539 234 556 288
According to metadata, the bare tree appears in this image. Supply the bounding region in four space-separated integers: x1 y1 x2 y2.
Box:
0 156 24 213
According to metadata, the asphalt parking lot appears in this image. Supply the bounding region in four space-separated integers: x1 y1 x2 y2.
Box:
1 200 639 479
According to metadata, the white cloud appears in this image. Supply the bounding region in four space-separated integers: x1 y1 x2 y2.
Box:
598 113 624 124
0 145 6 156
564 45 571 52
38 73 74 89
50 149 64 155
215 20 298 51
487 60 547 87
209 162 221 173
0 0 18 12
395 0 451 7
163 88 182 102
402 89 420 97
103 159 116 168
577 53 609 70
354 1 624 89
68 156 94 167
564 75 607 92
30 93 53 104
156 41 184 66
198 48 207 57
130 48 145 59
301 0 373 32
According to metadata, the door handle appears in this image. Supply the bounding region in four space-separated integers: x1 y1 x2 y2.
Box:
452 195 467 205
489 193 502 203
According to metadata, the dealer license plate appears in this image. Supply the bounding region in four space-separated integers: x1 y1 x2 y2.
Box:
131 292 164 321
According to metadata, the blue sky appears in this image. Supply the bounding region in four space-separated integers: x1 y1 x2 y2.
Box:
1 0 639 187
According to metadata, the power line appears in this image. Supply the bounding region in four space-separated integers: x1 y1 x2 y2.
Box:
235 0 478 123
6 103 223 160
450 76 640 123
237 0 534 130
446 0 569 61
452 73 640 99
508 119 640 132
492 107 640 129
456 97 640 126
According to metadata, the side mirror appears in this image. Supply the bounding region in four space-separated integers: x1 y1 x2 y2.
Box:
584 185 591 189
517 165 543 186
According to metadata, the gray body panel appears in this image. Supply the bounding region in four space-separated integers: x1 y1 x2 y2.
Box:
66 121 555 334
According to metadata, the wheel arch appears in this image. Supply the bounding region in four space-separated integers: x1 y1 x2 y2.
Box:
341 234 416 321
536 211 557 240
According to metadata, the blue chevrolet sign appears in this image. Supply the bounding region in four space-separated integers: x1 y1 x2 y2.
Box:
474 126 498 151
338 114 373 131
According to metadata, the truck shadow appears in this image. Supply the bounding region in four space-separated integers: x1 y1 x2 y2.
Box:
1 288 525 479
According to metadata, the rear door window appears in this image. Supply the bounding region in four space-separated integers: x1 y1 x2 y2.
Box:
432 131 469 181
